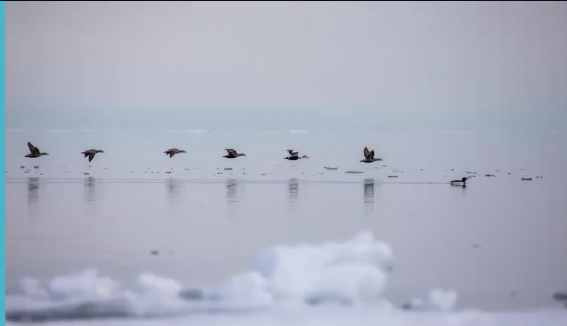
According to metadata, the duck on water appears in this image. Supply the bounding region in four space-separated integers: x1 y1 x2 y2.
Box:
164 148 187 158
360 147 382 163
81 149 105 162
25 142 49 158
284 149 308 160
224 149 246 159
450 177 469 186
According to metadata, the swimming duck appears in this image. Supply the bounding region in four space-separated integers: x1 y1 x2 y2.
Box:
450 177 468 186
164 148 187 158
224 149 246 159
284 149 308 160
25 142 49 158
360 147 382 163
81 149 105 162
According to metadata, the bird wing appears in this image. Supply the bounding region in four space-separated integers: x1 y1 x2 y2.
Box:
369 150 375 159
225 149 237 155
169 152 174 158
287 149 294 155
88 153 95 162
364 147 370 159
28 142 38 155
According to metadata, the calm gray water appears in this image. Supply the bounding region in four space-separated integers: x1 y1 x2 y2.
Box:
5 130 567 325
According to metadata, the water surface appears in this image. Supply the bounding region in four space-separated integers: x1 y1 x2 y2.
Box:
5 130 567 324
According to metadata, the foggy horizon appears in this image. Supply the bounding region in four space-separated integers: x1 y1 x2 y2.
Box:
5 107 567 131
6 1 567 130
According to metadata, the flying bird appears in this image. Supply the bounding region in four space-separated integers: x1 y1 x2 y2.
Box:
25 142 49 158
284 149 308 160
164 148 187 158
81 149 105 162
360 147 382 163
223 149 246 158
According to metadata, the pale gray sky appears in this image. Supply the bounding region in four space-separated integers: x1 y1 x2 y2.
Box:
6 1 567 130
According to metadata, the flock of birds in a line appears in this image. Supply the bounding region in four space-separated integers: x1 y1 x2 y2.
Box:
21 141 542 186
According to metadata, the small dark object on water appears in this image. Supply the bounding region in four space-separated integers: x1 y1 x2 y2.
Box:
20 166 24 169
450 177 468 186
472 243 480 248
84 173 89 175
521 177 532 181
224 168 233 170
151 250 159 255
485 174 495 177
34 166 39 169
388 176 398 178
553 292 567 302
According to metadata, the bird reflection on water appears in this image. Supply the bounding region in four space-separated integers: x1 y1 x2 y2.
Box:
226 179 238 203
166 178 184 196
288 178 299 203
84 177 97 202
364 178 375 204
27 177 40 218
364 178 375 215
165 178 185 208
